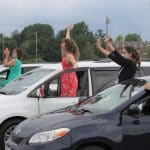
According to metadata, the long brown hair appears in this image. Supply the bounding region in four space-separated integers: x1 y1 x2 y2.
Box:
124 46 141 67
14 48 22 60
62 38 80 61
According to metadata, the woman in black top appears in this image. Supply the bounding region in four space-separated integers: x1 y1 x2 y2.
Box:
96 36 141 83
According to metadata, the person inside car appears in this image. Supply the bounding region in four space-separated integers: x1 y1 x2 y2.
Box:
96 36 141 83
60 25 80 96
0 47 22 87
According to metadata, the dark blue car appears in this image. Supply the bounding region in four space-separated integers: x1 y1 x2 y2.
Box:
7 77 150 150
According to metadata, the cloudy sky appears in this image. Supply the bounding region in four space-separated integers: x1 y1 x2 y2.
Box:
0 0 150 40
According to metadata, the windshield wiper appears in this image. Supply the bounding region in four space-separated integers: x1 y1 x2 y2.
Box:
0 91 7 95
80 108 93 114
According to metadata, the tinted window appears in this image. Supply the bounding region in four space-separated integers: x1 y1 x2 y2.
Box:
142 67 150 76
91 69 118 95
22 66 40 73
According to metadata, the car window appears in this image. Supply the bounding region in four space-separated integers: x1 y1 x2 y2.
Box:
91 69 118 95
142 67 150 76
22 66 40 74
0 68 55 95
0 69 9 81
124 95 150 116
40 70 88 98
134 67 145 77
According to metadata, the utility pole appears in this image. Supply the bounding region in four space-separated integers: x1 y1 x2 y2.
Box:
104 17 111 36
35 32 37 63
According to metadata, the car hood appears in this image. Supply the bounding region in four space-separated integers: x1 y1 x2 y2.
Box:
14 110 96 138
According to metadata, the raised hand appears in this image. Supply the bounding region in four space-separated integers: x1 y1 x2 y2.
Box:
66 25 74 39
67 25 74 31
96 37 102 48
105 36 111 43
144 83 150 90
4 48 10 58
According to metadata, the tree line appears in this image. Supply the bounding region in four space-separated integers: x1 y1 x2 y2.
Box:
0 21 147 63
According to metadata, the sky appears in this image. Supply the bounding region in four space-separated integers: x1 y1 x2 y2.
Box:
0 0 150 41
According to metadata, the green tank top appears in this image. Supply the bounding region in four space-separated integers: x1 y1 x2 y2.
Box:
0 59 22 87
7 59 22 82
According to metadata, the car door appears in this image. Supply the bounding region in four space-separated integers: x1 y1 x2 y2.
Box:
122 94 150 150
90 67 119 95
31 68 89 113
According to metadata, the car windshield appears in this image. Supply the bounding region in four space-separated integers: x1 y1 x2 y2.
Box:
0 68 55 95
78 80 146 114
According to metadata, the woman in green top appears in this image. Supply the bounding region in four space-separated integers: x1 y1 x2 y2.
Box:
0 48 22 87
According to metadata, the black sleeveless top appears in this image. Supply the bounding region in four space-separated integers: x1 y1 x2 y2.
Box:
108 50 137 83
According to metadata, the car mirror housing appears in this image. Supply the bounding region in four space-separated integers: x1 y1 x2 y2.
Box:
128 104 141 116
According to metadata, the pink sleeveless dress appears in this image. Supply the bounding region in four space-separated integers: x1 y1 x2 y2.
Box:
61 58 78 96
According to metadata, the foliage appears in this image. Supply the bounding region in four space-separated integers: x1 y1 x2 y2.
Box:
0 23 147 63
56 21 97 60
125 33 143 42
142 45 150 59
115 34 124 42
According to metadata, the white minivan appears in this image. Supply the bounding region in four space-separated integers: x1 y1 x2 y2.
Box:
0 63 54 84
0 60 150 149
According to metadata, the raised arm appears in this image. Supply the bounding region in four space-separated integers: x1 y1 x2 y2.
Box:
105 36 115 52
96 37 110 56
105 36 133 66
66 25 73 39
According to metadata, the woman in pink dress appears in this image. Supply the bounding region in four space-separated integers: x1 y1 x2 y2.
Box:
60 25 80 96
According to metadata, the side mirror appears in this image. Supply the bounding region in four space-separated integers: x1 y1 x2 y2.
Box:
36 86 46 98
128 104 141 116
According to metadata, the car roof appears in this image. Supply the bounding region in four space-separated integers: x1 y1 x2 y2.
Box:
0 60 150 71
0 63 62 71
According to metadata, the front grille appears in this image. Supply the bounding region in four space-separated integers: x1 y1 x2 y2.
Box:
11 133 24 144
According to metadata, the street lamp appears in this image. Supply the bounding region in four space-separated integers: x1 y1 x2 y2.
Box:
104 17 111 36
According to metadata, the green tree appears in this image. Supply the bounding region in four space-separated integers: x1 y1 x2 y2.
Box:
125 33 143 42
115 34 124 42
0 34 3 62
56 21 97 60
142 45 150 59
11 30 21 47
20 23 56 62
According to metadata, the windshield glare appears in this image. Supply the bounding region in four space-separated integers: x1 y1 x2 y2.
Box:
79 83 144 113
0 68 55 95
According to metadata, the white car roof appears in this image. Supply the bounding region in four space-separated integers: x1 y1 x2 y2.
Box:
0 63 62 71
0 60 150 72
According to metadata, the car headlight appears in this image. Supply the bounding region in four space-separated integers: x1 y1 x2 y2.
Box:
29 128 70 144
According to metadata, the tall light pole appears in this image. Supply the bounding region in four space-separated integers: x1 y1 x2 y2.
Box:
2 35 5 60
35 32 37 63
104 17 111 36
